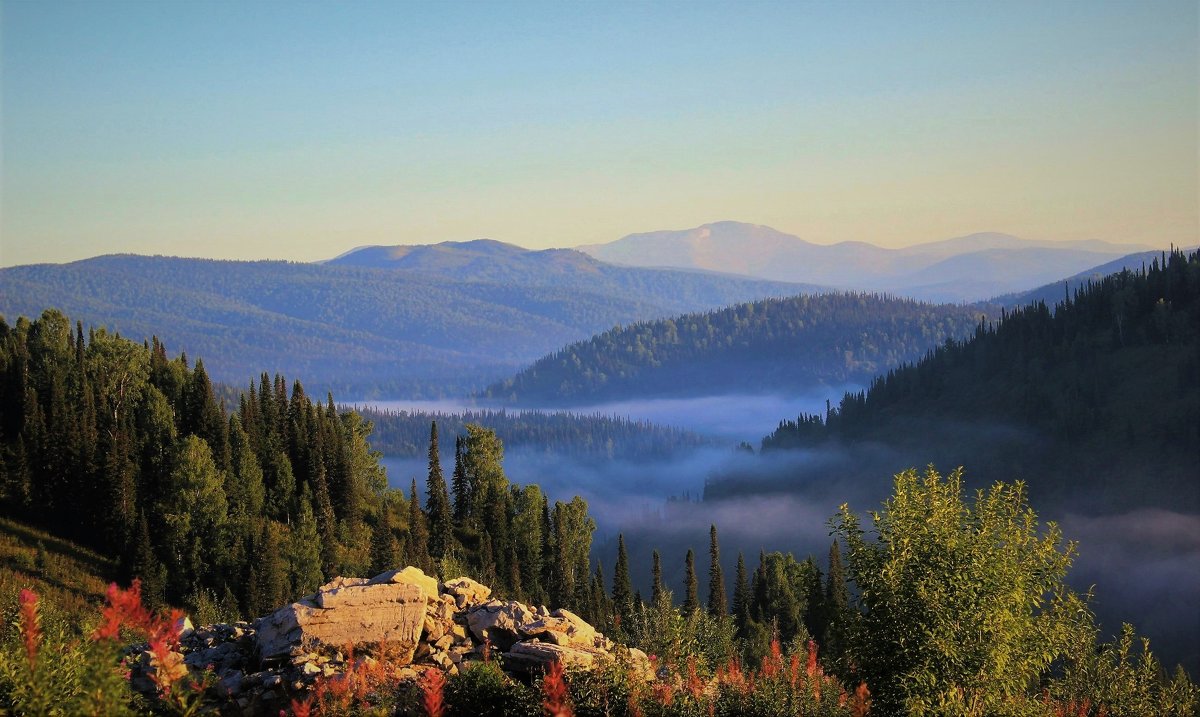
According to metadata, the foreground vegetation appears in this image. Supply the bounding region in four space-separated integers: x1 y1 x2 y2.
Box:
1 304 1195 714
2 466 1195 716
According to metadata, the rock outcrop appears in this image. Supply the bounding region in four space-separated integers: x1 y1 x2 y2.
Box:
126 566 652 716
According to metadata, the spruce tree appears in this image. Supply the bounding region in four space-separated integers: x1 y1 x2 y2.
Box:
287 487 324 597
371 498 402 574
451 435 469 521
651 549 664 606
425 422 453 559
406 479 431 573
611 534 633 630
707 524 727 617
128 510 167 610
733 552 751 637
823 540 849 664
683 549 699 614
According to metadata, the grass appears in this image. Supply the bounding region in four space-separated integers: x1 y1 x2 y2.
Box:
0 515 115 634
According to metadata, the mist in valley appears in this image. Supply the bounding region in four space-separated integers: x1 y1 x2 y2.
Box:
374 391 1200 674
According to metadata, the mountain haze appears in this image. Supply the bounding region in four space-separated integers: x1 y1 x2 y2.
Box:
0 246 816 397
580 221 1153 301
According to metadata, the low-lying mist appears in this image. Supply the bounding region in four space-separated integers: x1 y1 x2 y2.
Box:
374 392 1199 675
360 386 861 444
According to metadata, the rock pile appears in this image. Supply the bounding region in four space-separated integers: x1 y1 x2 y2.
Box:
127 566 651 715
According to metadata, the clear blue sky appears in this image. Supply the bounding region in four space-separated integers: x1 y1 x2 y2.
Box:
1 0 1196 266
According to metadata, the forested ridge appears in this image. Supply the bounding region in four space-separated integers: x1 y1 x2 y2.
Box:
757 248 1200 509
0 252 811 397
0 310 601 622
483 293 997 404
0 307 1197 715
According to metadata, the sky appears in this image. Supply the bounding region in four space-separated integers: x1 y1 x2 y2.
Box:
1 0 1196 267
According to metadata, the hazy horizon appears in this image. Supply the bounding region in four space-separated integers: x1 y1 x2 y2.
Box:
2 1 1196 267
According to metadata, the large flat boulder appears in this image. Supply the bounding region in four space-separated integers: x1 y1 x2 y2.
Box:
257 581 424 662
368 566 439 603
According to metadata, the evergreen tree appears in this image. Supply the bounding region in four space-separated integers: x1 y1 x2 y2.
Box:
371 497 403 573
611 534 633 630
425 422 453 559
589 561 607 628
406 479 431 572
683 549 699 614
246 520 288 616
451 435 469 521
651 549 664 606
128 510 167 610
287 487 324 597
707 524 727 617
823 540 850 666
733 552 751 637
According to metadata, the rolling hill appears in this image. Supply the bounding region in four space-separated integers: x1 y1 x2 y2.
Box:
482 292 998 404
580 221 1153 302
0 246 815 398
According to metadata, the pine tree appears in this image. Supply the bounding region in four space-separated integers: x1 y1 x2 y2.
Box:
611 534 633 630
246 520 288 616
651 549 664 606
707 524 727 617
406 479 431 572
733 552 751 636
683 549 699 614
371 498 402 573
425 422 453 559
823 540 849 665
451 435 469 521
287 487 324 597
128 510 167 610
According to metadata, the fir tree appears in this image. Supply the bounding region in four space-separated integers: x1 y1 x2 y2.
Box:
128 510 167 610
371 498 402 573
451 435 469 521
651 549 664 606
611 534 633 630
733 552 751 636
707 524 727 616
425 422 453 559
683 549 699 614
406 479 431 573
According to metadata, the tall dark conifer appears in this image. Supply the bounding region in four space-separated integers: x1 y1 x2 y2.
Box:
707 524 727 616
611 534 633 629
683 549 699 614
451 435 469 521
733 552 751 636
406 479 431 573
425 422 453 559
651 549 664 605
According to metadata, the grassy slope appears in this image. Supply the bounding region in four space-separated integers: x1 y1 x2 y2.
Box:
0 516 115 633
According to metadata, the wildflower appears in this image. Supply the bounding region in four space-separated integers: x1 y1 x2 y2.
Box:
18 588 41 671
421 668 446 717
542 660 573 717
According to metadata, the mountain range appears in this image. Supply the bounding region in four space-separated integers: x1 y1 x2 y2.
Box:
0 247 812 397
580 221 1154 302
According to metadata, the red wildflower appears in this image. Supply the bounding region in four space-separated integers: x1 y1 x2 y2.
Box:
542 660 573 717
421 668 446 717
18 588 41 670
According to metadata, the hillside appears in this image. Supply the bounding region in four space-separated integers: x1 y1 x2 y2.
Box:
745 248 1199 511
0 249 815 397
580 221 1152 302
482 293 997 404
995 248 1200 308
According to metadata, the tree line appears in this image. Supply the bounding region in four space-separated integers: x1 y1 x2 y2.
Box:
357 407 715 462
759 248 1199 508
0 310 600 621
483 292 997 404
